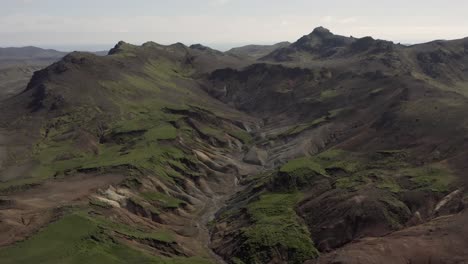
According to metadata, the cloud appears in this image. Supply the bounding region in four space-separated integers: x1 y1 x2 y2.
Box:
338 17 357 24
211 0 231 6
0 14 467 47
320 16 357 24
321 16 333 23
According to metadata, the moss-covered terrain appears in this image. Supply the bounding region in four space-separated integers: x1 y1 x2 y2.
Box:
211 147 459 261
275 149 455 194
0 212 210 264
0 42 255 263
239 192 319 264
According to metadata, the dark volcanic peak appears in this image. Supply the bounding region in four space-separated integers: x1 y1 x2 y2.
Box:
24 51 101 93
189 44 225 57
108 40 188 56
189 44 224 55
107 40 134 55
350 36 395 53
261 26 403 62
260 27 355 61
141 41 163 48
170 42 188 49
189 44 210 51
292 26 354 51
311 26 334 37
62 51 98 60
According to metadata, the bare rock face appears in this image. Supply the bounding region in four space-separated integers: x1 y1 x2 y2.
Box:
433 189 465 216
0 198 15 209
298 187 412 252
308 211 468 264
243 146 268 166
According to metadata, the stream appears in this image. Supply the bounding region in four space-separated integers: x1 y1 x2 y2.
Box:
192 174 242 264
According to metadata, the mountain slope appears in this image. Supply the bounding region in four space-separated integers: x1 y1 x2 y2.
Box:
226 42 291 59
0 47 66 100
0 46 109 100
0 41 261 264
205 28 468 263
0 28 468 264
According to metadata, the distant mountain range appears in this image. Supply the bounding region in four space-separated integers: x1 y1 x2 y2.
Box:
0 46 66 60
0 46 109 65
0 47 108 100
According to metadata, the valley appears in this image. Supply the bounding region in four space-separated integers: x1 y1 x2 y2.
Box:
0 27 468 264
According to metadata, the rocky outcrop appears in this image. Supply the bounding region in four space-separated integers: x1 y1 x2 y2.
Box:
243 147 268 166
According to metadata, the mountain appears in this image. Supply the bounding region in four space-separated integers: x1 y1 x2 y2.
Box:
0 46 66 100
260 27 397 62
0 46 66 65
226 42 291 59
0 27 468 264
0 47 111 100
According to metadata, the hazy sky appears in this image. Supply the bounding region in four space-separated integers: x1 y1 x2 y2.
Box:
1 0 468 51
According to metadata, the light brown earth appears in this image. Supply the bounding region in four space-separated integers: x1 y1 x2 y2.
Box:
0 173 123 246
309 211 468 264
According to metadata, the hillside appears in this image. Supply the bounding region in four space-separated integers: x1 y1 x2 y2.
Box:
226 42 291 59
0 47 109 100
0 47 66 100
0 28 468 264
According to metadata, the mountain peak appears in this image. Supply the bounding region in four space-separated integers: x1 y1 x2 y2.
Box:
108 41 132 55
311 26 333 36
190 44 210 51
291 26 344 51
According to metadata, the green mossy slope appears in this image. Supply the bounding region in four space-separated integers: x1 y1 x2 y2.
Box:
0 213 211 264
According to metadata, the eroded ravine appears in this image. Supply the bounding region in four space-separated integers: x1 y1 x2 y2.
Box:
199 191 234 264
203 166 251 264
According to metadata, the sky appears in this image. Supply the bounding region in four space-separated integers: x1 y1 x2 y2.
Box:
1 0 468 51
